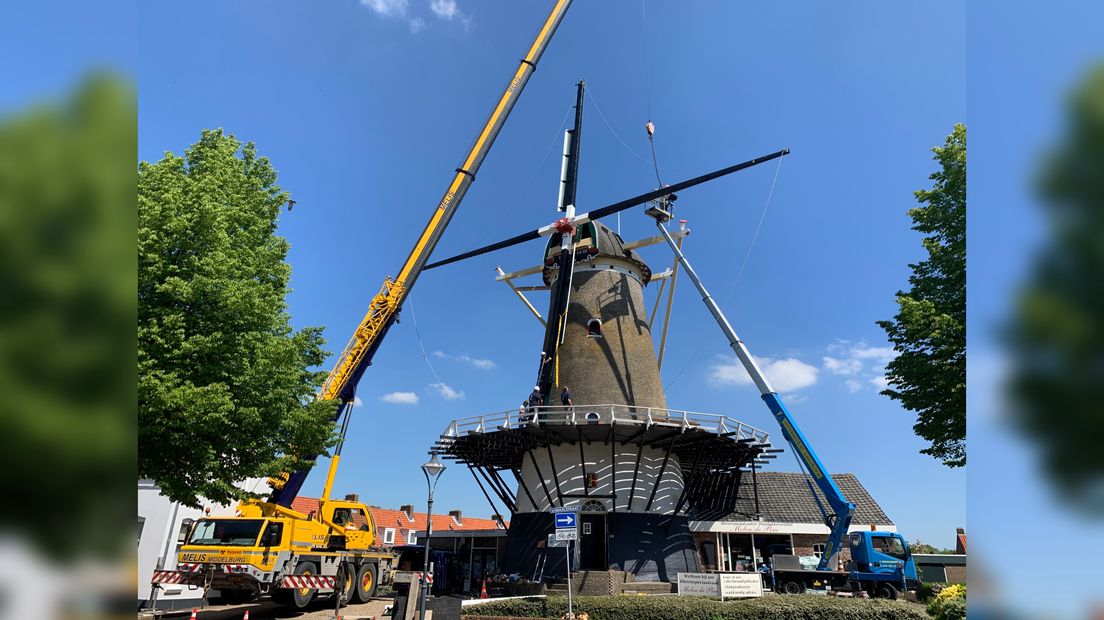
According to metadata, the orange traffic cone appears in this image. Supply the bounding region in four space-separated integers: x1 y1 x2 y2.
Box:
480 579 489 599
189 610 198 620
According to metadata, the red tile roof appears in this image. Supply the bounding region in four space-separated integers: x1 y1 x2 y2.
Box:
286 497 507 548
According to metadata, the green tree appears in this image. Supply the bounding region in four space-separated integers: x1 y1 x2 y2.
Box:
910 541 954 555
139 129 336 507
1009 66 1104 514
0 75 135 559
877 124 966 467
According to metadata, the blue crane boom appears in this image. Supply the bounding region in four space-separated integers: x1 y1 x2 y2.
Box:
653 216 856 571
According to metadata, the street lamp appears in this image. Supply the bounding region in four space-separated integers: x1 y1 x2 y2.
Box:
418 453 446 620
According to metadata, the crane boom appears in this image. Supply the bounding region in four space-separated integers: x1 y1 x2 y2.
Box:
269 0 575 506
653 218 856 571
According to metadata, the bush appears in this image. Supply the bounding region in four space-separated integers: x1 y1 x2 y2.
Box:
927 583 966 620
916 581 950 603
463 595 929 620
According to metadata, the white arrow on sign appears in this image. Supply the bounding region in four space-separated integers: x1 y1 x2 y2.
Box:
554 513 577 529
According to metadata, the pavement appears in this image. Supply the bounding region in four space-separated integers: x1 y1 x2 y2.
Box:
138 597 393 620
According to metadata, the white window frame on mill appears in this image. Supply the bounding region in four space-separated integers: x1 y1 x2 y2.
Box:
586 319 603 338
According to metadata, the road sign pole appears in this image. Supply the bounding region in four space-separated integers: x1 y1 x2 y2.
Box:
566 540 573 619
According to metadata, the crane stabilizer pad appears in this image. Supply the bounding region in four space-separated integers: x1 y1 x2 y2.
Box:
281 575 337 589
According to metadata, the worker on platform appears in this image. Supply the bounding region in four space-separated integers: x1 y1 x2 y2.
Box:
527 386 542 414
560 386 573 406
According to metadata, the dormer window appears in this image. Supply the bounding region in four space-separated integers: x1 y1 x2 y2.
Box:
586 319 602 338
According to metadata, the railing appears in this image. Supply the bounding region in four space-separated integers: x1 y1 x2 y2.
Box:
438 404 770 445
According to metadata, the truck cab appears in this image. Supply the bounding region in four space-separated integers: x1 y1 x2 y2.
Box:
847 531 921 592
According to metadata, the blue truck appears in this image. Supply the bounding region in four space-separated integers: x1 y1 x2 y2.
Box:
769 530 920 598
652 217 921 599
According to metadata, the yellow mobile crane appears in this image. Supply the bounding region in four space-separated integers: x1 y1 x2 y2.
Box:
154 0 575 610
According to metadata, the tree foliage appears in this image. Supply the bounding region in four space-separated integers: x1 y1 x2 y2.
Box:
138 129 336 507
0 75 135 559
877 124 966 467
1009 66 1104 514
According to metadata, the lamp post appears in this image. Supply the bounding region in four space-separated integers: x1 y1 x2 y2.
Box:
418 453 446 620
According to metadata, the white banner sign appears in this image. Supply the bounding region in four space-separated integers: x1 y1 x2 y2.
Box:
719 573 763 599
677 572 720 597
678 573 763 599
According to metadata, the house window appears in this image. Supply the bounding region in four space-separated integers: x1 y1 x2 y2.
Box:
586 319 602 337
383 528 395 545
812 543 826 559
407 531 418 545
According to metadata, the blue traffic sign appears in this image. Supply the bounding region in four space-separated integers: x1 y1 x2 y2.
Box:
554 513 577 529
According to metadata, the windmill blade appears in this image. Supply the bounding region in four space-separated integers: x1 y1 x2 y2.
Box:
423 147 789 270
583 148 789 222
424 228 545 270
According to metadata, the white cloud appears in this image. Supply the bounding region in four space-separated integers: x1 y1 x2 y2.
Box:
381 391 419 405
709 355 818 393
361 0 408 17
459 354 495 370
432 350 496 370
429 0 458 19
822 356 862 376
352 396 364 407
870 375 890 391
825 340 899 394
850 344 896 364
430 382 465 400
409 17 426 32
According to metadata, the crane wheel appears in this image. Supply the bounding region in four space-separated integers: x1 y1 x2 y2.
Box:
354 563 378 603
272 561 319 610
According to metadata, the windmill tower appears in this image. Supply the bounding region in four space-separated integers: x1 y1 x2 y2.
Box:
431 82 784 584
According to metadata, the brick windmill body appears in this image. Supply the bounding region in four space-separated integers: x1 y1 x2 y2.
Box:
431 82 786 585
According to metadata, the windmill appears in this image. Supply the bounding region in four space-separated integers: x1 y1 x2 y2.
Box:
430 81 786 585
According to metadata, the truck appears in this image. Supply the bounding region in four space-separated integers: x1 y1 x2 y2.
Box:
149 0 576 610
648 210 921 599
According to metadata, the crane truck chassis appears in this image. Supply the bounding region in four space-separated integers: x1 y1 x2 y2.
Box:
153 498 394 609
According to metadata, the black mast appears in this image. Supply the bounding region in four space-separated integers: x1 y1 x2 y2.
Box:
539 80 585 401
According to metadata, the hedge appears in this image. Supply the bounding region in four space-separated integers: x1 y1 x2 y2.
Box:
462 595 929 620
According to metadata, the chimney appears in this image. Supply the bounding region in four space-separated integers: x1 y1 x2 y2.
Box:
492 514 505 529
344 493 359 502
448 509 462 525
401 505 415 521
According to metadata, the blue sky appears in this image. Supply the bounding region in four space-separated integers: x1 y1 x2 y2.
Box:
135 0 965 550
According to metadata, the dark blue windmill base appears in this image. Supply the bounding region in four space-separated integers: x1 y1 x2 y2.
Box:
503 512 699 583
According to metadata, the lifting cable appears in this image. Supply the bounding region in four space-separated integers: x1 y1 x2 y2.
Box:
662 154 785 392
406 294 446 389
640 0 663 190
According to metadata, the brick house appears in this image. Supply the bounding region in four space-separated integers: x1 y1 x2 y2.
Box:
689 472 896 571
